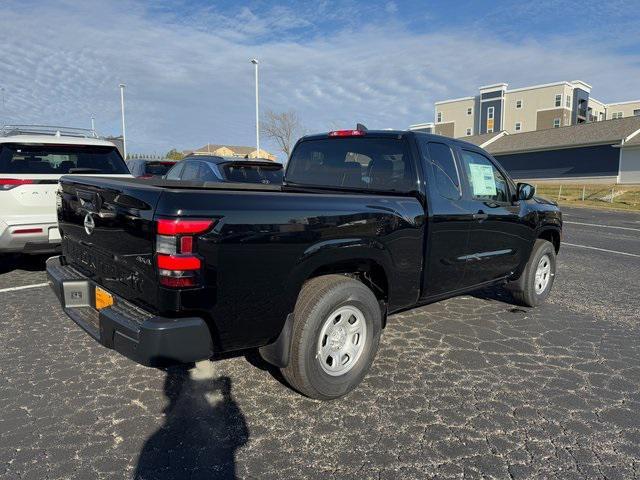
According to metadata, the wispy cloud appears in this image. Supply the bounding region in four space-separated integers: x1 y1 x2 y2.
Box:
0 0 638 158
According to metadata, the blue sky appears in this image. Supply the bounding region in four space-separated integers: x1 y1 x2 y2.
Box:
1 0 639 159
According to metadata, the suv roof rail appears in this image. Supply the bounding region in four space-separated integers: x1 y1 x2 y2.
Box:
0 124 99 139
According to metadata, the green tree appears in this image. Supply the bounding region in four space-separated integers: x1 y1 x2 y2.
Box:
165 148 184 160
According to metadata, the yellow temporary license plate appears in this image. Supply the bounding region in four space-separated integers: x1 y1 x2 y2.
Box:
95 287 114 310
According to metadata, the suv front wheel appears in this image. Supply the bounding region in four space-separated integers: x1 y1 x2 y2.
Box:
281 274 382 400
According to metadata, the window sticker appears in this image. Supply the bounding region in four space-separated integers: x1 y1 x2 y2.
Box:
468 163 497 196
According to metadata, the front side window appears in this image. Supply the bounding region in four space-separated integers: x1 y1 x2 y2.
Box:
487 107 494 120
466 128 472 136
287 137 414 192
419 140 460 201
634 109 640 116
467 107 472 115
516 100 522 109
555 94 562 107
437 112 442 122
0 144 128 174
460 150 509 203
515 122 522 131
566 95 571 108
553 118 561 128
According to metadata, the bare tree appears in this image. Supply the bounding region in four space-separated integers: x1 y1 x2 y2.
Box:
261 109 303 159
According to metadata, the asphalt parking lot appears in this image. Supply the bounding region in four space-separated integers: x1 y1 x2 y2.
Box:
1 205 639 479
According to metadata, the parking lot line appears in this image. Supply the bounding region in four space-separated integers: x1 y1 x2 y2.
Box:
563 242 640 258
0 282 50 293
564 221 640 232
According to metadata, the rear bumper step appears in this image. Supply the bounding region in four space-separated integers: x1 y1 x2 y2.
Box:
46 256 213 367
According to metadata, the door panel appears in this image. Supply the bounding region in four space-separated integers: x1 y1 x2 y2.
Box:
417 140 474 299
457 149 529 286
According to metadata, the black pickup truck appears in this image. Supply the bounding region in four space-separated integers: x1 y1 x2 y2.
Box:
47 129 562 399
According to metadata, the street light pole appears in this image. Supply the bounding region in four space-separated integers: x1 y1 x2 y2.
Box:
251 59 259 156
119 83 127 159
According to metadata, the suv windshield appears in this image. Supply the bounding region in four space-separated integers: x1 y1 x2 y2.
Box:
286 137 414 191
221 163 283 184
0 144 129 174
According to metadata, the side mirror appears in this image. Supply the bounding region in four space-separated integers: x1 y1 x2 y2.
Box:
517 182 535 201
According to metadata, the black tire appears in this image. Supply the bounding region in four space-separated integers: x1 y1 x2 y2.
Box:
508 239 556 307
281 274 382 400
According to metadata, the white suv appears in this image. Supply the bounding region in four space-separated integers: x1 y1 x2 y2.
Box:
0 125 131 254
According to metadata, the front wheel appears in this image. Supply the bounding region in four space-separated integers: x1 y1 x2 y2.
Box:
281 274 382 400
508 238 557 307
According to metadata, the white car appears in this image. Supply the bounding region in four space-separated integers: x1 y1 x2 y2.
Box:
0 125 131 254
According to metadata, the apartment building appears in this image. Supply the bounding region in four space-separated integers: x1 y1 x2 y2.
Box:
431 80 640 138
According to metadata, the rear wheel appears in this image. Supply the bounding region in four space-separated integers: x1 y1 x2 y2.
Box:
281 274 382 400
508 239 556 307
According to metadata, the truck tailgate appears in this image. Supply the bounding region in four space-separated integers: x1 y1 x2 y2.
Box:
57 176 162 311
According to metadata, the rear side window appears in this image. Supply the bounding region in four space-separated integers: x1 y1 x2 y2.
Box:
287 137 415 192
165 162 184 180
180 161 201 181
419 140 461 200
222 164 283 184
0 144 128 174
144 162 175 177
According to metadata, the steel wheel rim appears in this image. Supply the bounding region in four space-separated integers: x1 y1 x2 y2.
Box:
534 254 552 294
317 306 367 376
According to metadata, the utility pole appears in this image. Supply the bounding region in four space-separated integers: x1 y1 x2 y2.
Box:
251 59 260 156
90 115 95 136
119 83 127 159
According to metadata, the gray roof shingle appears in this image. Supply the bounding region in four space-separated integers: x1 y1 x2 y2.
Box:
485 116 640 155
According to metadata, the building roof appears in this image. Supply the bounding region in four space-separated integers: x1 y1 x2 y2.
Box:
485 116 640 155
625 130 640 147
459 131 504 147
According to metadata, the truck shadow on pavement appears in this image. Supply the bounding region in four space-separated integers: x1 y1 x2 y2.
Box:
0 253 50 274
135 367 249 480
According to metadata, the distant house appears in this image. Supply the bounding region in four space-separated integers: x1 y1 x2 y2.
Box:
186 144 276 161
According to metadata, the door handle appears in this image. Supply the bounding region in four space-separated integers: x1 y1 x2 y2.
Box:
473 211 489 221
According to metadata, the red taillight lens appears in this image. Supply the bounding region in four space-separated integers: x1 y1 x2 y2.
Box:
159 276 197 288
328 130 366 137
0 178 34 190
157 219 214 235
13 228 44 234
157 254 201 271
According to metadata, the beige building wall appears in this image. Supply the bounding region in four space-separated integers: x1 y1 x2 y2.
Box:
536 108 572 130
589 97 607 121
607 101 640 120
434 122 455 137
504 84 572 133
434 97 475 137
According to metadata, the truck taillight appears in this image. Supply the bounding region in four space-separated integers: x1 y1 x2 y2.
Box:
0 178 34 190
155 218 215 288
328 130 366 137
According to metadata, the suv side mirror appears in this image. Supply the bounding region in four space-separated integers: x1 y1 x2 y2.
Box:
517 182 535 201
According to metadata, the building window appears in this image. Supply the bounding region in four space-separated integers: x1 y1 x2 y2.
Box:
634 109 640 116
553 118 561 128
516 100 522 109
515 122 522 131
555 94 562 107
437 112 442 122
466 128 472 136
599 112 605 120
566 95 571 108
467 107 472 115
487 107 494 119
612 112 623 119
